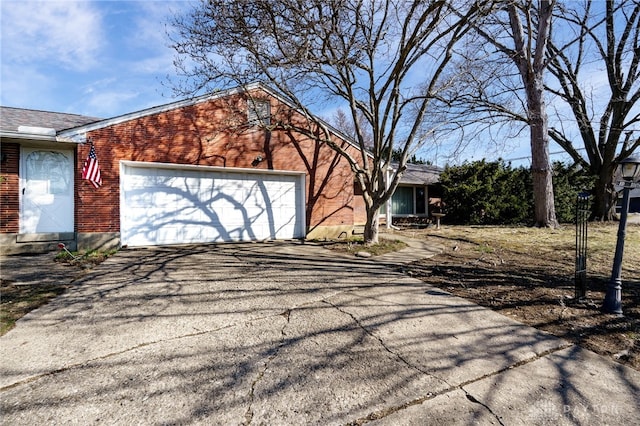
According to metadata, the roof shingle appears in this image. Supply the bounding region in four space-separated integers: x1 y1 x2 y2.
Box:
0 106 101 133
398 162 442 185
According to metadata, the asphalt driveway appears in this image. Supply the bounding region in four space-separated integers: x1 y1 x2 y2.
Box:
1 241 639 425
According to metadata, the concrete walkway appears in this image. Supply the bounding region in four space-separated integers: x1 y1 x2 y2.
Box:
1 240 638 425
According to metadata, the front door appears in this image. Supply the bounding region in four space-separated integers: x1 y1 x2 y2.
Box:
20 147 74 233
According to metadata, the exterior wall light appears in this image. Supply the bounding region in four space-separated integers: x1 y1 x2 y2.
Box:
252 155 264 167
602 154 640 315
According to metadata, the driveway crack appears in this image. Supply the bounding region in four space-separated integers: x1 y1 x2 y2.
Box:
242 309 291 425
0 323 240 392
461 390 506 426
346 343 573 425
323 300 449 385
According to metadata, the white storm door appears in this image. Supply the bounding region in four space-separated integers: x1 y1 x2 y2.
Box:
20 148 74 233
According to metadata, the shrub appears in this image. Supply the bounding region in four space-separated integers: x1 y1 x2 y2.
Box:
552 162 595 223
440 160 592 225
440 160 533 225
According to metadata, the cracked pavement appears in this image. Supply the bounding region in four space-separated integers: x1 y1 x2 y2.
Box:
1 241 639 425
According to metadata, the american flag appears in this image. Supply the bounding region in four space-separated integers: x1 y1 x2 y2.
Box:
82 144 102 188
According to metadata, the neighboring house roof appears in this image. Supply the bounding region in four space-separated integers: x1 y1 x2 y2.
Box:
397 162 442 185
0 106 100 136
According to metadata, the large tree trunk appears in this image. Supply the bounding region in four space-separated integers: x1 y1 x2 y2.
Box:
592 171 617 221
363 206 380 245
528 79 558 228
506 1 558 228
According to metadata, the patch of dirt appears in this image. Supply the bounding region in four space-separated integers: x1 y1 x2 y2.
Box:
400 233 639 371
0 282 71 335
1 251 114 335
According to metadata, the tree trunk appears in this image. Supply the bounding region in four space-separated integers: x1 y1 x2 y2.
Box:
592 173 617 221
528 79 558 228
363 206 380 245
505 1 557 228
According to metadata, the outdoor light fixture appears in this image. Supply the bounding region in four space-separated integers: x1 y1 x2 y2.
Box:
602 154 640 315
620 155 640 181
252 155 264 167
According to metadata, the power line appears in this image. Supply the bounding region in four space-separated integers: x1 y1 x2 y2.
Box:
504 147 587 163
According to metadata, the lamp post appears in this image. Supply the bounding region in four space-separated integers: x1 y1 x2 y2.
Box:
602 155 640 315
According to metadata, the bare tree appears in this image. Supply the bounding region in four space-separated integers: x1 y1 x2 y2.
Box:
547 0 640 220
441 0 639 223
330 108 374 150
169 0 488 244
459 0 559 227
508 1 559 227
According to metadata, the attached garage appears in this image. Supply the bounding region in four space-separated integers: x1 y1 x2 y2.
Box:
120 161 305 247
0 84 365 254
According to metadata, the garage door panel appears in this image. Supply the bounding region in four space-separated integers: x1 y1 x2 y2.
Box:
121 164 304 246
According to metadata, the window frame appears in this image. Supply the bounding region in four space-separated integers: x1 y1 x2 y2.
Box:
391 185 428 216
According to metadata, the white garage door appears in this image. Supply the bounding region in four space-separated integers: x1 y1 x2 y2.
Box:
120 162 305 246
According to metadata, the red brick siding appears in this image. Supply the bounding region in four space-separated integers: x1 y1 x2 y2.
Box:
353 188 368 226
0 143 20 233
75 142 119 233
77 91 363 233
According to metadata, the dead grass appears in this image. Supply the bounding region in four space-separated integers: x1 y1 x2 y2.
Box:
318 237 407 256
399 223 640 370
0 283 69 335
415 223 639 264
54 248 118 267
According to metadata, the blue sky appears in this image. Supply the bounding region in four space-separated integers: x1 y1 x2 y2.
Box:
1 0 187 118
1 0 581 166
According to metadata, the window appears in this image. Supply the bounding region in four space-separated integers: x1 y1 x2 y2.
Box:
248 99 271 126
353 181 363 196
25 151 71 194
392 187 414 215
391 186 427 215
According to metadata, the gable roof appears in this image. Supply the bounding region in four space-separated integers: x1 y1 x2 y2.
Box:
2 83 372 161
0 106 100 135
56 82 365 155
57 83 267 136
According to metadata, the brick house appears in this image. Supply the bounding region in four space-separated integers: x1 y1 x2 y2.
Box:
1 83 368 254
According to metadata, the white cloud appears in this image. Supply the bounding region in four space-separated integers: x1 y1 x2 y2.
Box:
125 1 187 74
130 54 173 75
0 0 213 117
131 2 174 45
1 1 104 71
84 89 140 117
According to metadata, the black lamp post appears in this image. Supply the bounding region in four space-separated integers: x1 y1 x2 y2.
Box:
602 155 640 315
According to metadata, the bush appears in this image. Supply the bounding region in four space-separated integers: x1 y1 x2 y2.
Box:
552 162 595 223
440 160 592 225
440 160 532 225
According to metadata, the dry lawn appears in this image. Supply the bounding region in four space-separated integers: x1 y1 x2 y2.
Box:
397 223 640 371
0 250 115 335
